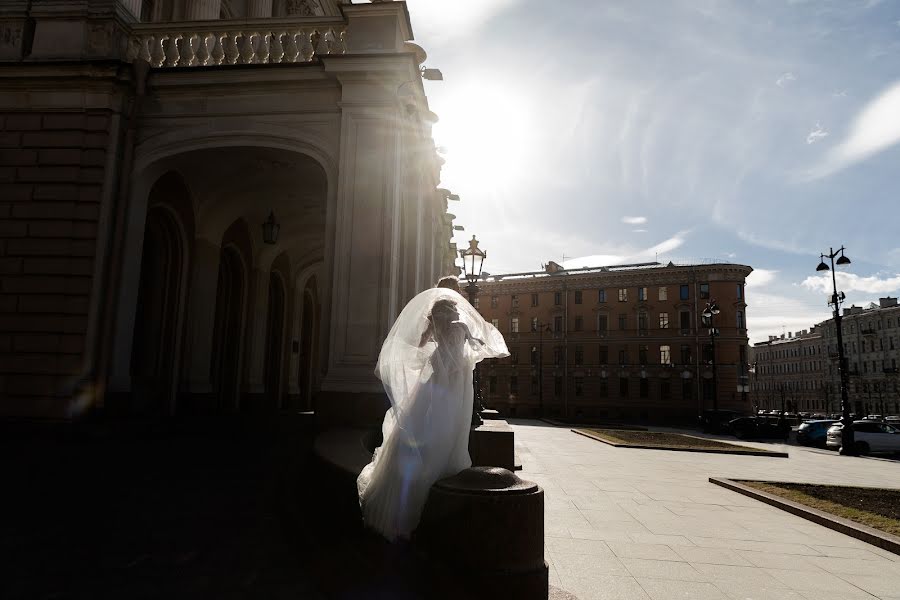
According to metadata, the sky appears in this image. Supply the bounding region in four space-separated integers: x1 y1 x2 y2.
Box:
402 0 900 343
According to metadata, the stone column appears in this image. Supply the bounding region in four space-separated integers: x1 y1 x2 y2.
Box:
119 0 143 20
247 0 272 18
185 0 221 20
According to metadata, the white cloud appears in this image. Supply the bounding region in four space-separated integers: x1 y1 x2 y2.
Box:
803 80 900 179
776 72 796 87
622 216 648 225
832 89 848 98
640 232 687 258
564 231 687 268
632 228 648 233
746 268 778 288
806 122 829 144
746 291 831 343
801 272 900 295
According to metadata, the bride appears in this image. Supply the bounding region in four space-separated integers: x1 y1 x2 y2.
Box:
356 286 508 541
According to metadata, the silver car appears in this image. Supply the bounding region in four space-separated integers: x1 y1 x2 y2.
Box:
826 420 900 455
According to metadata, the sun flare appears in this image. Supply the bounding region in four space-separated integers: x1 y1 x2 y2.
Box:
432 83 537 195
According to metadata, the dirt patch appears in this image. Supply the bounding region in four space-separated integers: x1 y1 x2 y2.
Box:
577 429 778 454
741 481 900 537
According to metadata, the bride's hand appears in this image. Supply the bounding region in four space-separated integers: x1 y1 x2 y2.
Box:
451 320 485 345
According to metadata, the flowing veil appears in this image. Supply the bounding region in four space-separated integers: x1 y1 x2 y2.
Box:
357 287 508 540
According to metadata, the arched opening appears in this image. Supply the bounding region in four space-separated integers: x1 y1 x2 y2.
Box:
298 275 318 411
264 272 287 409
130 206 184 415
211 246 246 410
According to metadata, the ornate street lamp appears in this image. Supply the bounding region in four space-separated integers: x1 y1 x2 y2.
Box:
817 246 856 455
461 235 486 427
701 300 721 412
262 211 280 245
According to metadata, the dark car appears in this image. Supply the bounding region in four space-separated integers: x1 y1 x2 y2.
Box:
796 420 836 447
729 415 791 440
699 409 743 433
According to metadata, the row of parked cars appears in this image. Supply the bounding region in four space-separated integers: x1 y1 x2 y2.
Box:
699 410 900 455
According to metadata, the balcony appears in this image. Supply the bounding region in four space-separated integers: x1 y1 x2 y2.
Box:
126 16 348 67
884 367 899 374
860 327 877 336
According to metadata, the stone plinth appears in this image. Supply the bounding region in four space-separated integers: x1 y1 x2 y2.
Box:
469 419 515 471
415 467 548 599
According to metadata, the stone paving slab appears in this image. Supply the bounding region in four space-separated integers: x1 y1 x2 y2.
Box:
510 420 900 600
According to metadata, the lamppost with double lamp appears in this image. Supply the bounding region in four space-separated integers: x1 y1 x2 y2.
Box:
817 246 855 455
817 247 856 452
701 300 721 412
461 235 486 428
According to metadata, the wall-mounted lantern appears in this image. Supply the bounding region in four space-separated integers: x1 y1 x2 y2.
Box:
262 211 280 245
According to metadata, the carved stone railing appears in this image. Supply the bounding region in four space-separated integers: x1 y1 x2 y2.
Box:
126 17 347 67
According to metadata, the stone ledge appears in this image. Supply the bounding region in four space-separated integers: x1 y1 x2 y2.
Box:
709 477 900 556
572 429 789 458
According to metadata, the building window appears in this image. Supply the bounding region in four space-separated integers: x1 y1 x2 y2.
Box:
598 289 606 303
680 311 691 332
599 378 608 397
530 346 538 365
619 377 629 397
659 287 668 301
510 348 520 363
700 283 709 299
598 314 608 334
680 285 689 301
473 296 479 308
491 318 500 329
736 311 745 329
489 376 497 394
511 295 519 308
575 377 584 396
638 287 648 301
682 379 692 401
619 348 628 365
660 379 670 399
619 314 627 330
680 344 692 364
511 317 519 333
531 293 539 307
599 345 608 364
736 284 743 300
618 288 628 302
574 345 583 365
570 315 581 331
491 296 498 308
531 317 539 332
509 375 518 394
554 315 563 332
531 375 538 393
660 345 671 364
575 290 582 304
553 346 563 366
702 343 714 364
638 311 648 333
639 378 649 398
554 376 562 396
659 312 669 329
639 344 648 365
554 292 562 306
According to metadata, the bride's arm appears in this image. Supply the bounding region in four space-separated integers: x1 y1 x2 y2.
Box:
451 320 485 346
418 319 434 347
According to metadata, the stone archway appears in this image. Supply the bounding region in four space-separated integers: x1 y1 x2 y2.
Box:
298 275 318 411
211 244 248 411
264 271 287 408
129 172 194 416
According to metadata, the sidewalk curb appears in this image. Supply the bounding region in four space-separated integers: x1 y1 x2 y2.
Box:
709 477 900 556
572 429 788 458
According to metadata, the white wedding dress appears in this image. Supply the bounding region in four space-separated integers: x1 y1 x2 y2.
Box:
356 287 509 541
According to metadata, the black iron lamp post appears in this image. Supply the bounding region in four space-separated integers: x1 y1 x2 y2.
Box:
262 211 280 245
461 235 486 428
701 300 721 412
532 320 552 419
817 246 856 455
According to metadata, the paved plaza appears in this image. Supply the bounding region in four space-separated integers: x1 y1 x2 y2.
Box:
510 421 900 600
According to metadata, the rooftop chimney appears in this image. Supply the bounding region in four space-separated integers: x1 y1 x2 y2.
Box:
880 297 898 308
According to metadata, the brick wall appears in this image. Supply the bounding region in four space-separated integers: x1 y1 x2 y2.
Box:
0 110 114 418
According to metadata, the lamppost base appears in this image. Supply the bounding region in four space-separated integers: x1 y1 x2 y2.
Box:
838 445 858 456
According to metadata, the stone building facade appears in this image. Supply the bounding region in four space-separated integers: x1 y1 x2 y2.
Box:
0 0 457 422
750 329 826 413
473 261 753 423
750 298 900 416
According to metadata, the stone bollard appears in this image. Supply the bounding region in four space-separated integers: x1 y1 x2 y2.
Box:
414 466 548 599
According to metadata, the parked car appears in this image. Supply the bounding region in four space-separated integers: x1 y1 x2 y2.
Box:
699 409 743 433
729 415 791 440
796 420 836 447
826 421 900 455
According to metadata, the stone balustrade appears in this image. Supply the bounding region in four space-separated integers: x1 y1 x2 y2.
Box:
126 17 347 67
